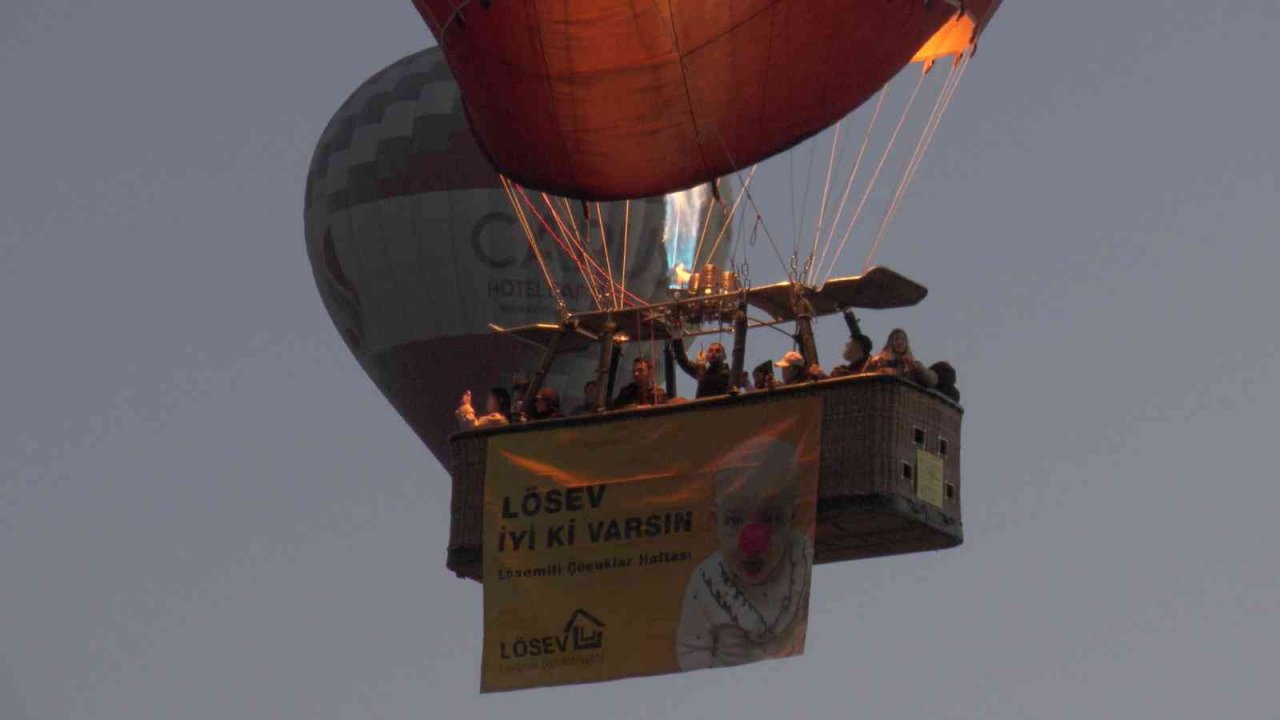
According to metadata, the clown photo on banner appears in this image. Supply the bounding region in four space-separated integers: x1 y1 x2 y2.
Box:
480 396 820 692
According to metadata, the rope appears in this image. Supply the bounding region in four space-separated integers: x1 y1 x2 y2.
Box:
558 195 603 293
701 126 787 276
813 88 888 283
551 199 646 307
540 193 604 309
595 203 618 308
795 136 819 261
864 54 969 272
789 148 798 250
501 176 568 315
691 182 720 270
560 197 585 248
807 118 845 284
515 182 647 308
819 69 927 283
702 165 758 276
620 199 631 305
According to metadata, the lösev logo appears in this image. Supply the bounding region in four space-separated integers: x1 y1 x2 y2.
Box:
564 609 604 650
497 608 606 659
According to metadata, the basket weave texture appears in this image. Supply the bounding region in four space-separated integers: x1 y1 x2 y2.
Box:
447 375 962 580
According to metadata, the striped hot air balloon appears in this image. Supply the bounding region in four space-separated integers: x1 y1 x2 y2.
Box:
304 47 731 466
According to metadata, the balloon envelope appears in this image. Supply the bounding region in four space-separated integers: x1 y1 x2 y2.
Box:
410 0 1002 200
304 47 729 466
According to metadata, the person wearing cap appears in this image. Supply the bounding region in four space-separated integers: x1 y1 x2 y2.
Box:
775 351 825 385
751 360 777 392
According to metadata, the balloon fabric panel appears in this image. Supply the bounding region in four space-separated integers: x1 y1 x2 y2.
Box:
411 0 1000 200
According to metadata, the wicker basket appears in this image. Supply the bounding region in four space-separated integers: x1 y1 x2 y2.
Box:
446 374 962 581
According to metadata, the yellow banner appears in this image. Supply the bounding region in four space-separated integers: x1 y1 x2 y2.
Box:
481 396 822 692
915 449 945 508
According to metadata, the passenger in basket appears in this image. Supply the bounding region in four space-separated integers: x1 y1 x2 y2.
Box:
751 360 778 392
690 342 733 398
529 387 564 420
612 356 668 409
676 435 813 670
509 371 530 418
829 334 873 377
775 351 825 385
930 361 960 403
864 328 937 387
830 309 874 377
455 387 511 430
569 379 599 416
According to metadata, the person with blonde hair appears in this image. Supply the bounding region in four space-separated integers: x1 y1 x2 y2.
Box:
864 328 937 387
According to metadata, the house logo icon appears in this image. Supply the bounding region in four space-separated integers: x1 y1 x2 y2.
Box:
563 608 605 651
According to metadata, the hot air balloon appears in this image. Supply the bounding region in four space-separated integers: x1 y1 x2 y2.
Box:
304 47 732 467
308 2 1009 692
402 2 1004 582
309 1 1004 585
410 0 1003 200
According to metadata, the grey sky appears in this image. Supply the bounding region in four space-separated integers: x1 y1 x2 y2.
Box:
3 1 1277 719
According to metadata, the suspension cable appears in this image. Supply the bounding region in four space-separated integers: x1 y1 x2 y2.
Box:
702 165 758 274
813 88 889 284
541 192 604 310
550 195 607 309
512 188 587 294
539 193 646 307
558 196 604 293
709 155 787 276
515 182 648 308
691 182 722 271
559 197 630 305
620 199 631 306
501 175 568 316
795 136 819 262
864 54 969 272
819 69 927 283
807 117 845 281
594 203 618 308
789 146 798 250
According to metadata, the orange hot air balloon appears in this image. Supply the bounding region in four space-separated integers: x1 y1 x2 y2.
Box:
410 0 1002 200
304 48 730 466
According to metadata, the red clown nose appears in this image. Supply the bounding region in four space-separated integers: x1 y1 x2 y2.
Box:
738 522 772 557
